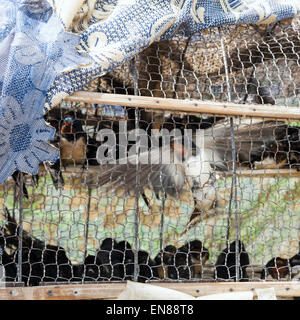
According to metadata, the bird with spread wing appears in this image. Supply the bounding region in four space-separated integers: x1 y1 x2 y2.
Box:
91 118 300 233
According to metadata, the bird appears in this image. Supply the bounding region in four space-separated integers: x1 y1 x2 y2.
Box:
153 245 177 279
289 252 300 279
45 116 100 189
2 207 73 286
126 249 157 282
177 240 210 279
261 249 300 280
75 254 102 282
92 118 300 231
93 131 216 227
261 257 290 280
215 240 250 282
59 116 99 167
94 238 134 281
0 234 17 282
153 240 209 280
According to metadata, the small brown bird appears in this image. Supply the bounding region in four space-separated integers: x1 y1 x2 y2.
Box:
60 117 99 167
153 240 209 280
46 116 100 189
261 257 290 280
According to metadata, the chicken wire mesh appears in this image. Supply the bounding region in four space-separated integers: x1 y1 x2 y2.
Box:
1 17 300 286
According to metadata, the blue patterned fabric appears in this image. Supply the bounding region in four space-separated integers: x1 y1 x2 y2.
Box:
0 0 299 183
0 0 91 183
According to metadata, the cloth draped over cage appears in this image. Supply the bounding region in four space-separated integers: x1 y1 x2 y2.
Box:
0 0 299 184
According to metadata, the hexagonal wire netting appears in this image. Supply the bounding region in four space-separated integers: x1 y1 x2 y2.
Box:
1 17 300 286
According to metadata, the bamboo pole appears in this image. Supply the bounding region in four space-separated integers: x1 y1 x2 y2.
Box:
2 166 298 193
36 165 300 178
65 91 300 120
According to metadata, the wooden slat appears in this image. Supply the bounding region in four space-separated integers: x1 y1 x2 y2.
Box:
224 168 300 178
65 91 300 120
41 165 300 178
1 282 300 300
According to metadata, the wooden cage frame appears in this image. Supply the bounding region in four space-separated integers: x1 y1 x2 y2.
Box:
0 90 300 299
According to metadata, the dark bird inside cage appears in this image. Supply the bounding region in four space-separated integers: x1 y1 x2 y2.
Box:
261 257 290 280
95 238 134 281
2 207 73 286
153 240 209 280
261 249 300 280
289 252 300 279
215 240 250 282
289 252 300 268
75 238 156 282
154 245 177 279
134 250 157 282
178 240 210 279
75 254 102 282
0 235 17 282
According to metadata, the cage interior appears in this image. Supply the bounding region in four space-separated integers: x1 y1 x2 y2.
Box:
1 18 300 287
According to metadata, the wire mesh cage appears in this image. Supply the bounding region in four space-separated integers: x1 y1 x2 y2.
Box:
1 16 300 291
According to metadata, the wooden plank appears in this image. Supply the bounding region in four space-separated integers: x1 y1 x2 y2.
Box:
65 91 300 120
41 165 300 178
1 281 300 300
224 168 300 178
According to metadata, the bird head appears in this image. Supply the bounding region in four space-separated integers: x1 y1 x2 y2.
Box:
61 117 84 134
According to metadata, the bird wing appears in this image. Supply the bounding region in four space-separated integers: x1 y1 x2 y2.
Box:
91 119 288 199
93 145 186 197
203 118 287 169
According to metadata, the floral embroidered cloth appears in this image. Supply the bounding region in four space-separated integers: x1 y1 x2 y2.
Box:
0 0 300 183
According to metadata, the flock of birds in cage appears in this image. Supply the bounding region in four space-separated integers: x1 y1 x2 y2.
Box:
1 204 300 286
1 205 300 286
3 19 300 285
2 102 300 285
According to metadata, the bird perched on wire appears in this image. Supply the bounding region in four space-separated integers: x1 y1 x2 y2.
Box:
92 118 300 230
45 116 100 189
